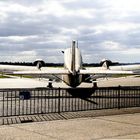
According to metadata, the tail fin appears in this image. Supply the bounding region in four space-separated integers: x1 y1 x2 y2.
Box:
71 40 76 75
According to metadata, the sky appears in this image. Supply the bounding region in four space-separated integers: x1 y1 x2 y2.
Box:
0 0 140 63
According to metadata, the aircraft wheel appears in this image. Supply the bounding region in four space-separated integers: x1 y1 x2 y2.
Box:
92 80 97 88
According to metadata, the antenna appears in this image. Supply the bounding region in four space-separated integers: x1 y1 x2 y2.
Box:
77 40 78 48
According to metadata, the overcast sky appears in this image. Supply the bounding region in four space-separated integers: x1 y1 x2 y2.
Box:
0 0 140 63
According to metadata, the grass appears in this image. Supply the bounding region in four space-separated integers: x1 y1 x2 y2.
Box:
0 72 34 79
8 74 34 78
110 74 134 78
0 75 10 78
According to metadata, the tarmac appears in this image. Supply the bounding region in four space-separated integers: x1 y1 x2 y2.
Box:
0 75 140 88
0 76 140 139
0 110 140 140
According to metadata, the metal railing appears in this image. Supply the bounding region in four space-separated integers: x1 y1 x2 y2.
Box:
0 86 140 117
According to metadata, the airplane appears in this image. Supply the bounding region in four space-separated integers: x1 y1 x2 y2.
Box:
0 40 140 88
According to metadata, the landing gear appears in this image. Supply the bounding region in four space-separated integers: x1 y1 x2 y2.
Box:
47 79 53 88
92 80 97 88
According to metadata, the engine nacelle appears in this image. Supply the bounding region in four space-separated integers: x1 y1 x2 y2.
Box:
100 59 112 69
34 59 45 69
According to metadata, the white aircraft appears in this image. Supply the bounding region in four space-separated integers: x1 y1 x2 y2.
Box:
0 40 140 87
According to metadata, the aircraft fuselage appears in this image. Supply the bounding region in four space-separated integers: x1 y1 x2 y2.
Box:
63 41 83 87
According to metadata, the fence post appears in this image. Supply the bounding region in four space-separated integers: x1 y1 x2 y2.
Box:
58 87 60 114
118 85 121 109
2 91 4 117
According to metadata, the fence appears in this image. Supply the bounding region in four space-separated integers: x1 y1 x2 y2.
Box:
0 86 140 117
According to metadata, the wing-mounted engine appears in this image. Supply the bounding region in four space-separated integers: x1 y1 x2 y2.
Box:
100 59 112 69
34 59 45 69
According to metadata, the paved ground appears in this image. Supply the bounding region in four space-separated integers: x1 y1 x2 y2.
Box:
0 110 140 140
0 75 140 88
97 76 140 87
0 76 139 139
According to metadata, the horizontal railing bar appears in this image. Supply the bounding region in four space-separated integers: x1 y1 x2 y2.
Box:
0 86 140 118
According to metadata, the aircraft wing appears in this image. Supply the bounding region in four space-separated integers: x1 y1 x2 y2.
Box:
82 64 140 75
80 69 135 75
13 69 69 75
0 64 69 75
0 65 37 71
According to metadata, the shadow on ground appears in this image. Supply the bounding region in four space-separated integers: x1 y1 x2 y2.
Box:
1 107 140 125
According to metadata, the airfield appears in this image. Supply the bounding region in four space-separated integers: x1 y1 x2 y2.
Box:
0 76 139 139
0 75 140 88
